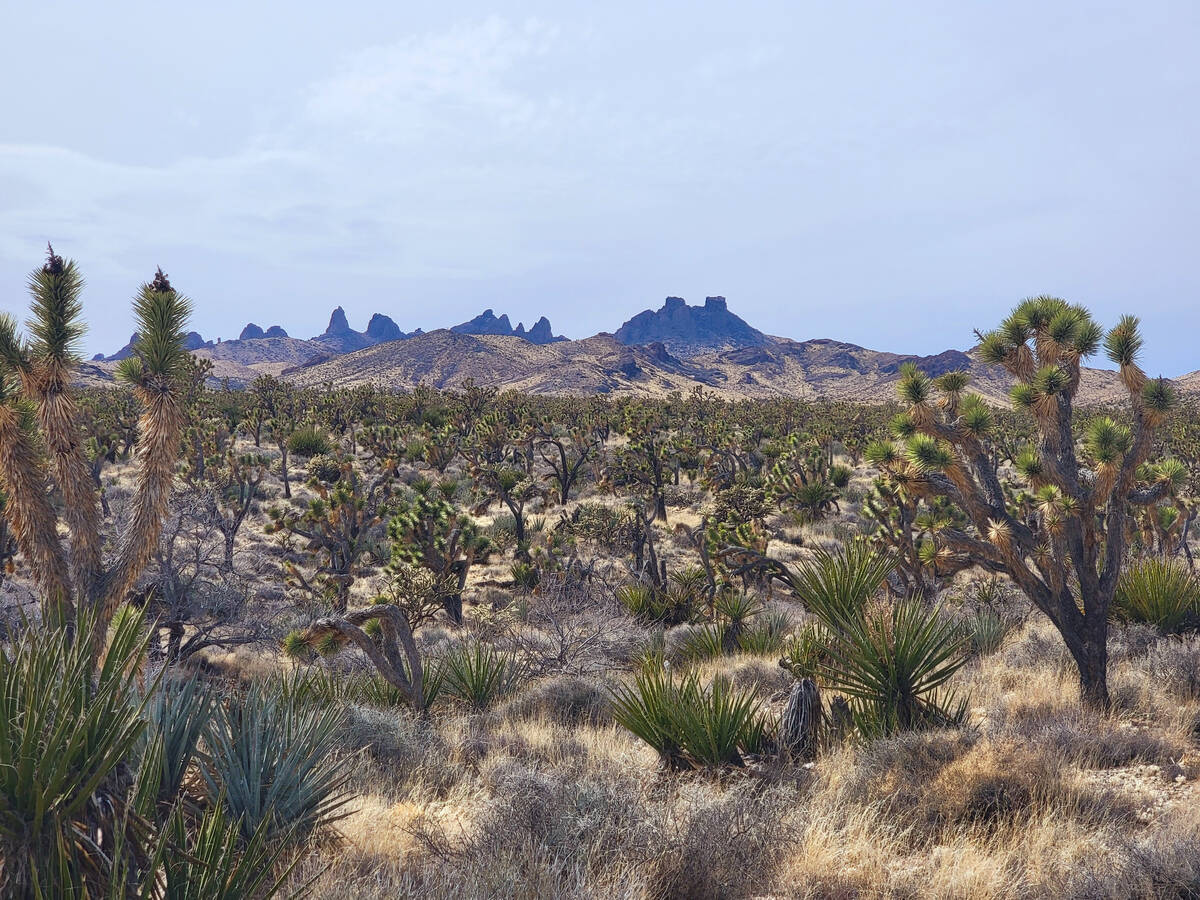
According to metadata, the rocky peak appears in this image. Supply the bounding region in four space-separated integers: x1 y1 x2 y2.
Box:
614 296 766 357
239 323 266 341
264 325 288 338
366 313 404 342
526 316 560 345
325 306 352 335
452 309 565 343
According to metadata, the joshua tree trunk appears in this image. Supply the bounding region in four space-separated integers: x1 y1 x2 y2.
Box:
779 678 822 759
1063 612 1110 708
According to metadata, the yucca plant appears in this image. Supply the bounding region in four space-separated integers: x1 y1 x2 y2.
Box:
672 675 766 767
0 249 191 648
441 640 519 710
610 664 769 770
138 675 217 810
510 560 540 593
818 596 970 736
678 623 725 661
287 423 332 458
147 804 301 900
609 663 686 769
738 609 791 656
783 540 895 624
713 590 762 652
0 605 151 896
780 619 835 681
1115 557 1200 634
966 607 1010 656
203 687 352 842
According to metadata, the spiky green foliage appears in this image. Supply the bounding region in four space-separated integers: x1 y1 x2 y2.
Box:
151 805 299 900
818 596 970 736
897 363 931 405
116 268 193 385
934 371 970 394
609 665 768 769
441 640 519 710
905 434 953 472
966 608 1010 656
958 394 993 436
286 423 332 458
1032 365 1070 397
0 606 150 896
1114 558 1200 634
1143 377 1176 416
784 541 895 624
140 676 216 808
1104 314 1143 368
25 245 85 367
203 687 352 842
1084 417 1133 465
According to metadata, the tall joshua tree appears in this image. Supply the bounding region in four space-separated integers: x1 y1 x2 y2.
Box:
0 246 191 650
868 297 1174 707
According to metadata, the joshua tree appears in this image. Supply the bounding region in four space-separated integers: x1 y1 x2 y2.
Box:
868 297 1175 707
537 422 602 506
0 248 191 648
267 459 395 613
388 481 492 624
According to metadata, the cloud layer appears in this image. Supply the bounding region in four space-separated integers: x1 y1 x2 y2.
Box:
1 2 1197 372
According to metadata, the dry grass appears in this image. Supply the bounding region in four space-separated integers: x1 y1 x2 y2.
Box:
269 614 1200 899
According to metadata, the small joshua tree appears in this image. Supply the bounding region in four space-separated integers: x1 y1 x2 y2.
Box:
0 248 191 649
868 297 1175 707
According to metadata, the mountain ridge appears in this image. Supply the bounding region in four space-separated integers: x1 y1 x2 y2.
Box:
89 296 1197 404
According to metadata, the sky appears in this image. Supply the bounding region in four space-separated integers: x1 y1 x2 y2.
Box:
1 1 1198 372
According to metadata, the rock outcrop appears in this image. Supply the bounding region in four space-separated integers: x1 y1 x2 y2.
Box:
451 309 565 343
614 296 766 356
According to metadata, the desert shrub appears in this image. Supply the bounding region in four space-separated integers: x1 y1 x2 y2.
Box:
204 686 352 842
337 704 458 793
486 513 519 552
1114 557 1200 633
306 453 343 484
1135 635 1200 700
497 674 612 726
462 763 654 896
441 640 520 710
510 561 540 593
965 607 1011 656
559 501 633 552
610 665 770 769
618 583 694 627
287 424 332 458
646 786 800 900
998 701 1184 768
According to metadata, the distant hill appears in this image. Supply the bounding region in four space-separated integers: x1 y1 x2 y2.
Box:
280 327 1160 407
87 294 1193 405
451 309 565 344
614 296 767 356
239 323 289 340
311 307 409 353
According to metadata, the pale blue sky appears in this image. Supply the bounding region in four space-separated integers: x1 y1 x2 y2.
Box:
1 1 1197 372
